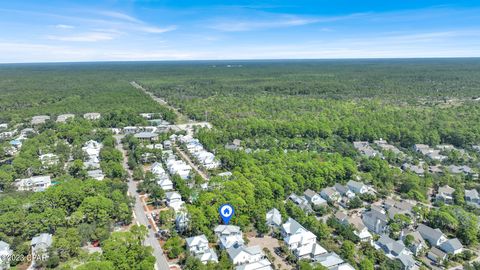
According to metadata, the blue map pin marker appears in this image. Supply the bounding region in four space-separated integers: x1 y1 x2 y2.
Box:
219 204 234 224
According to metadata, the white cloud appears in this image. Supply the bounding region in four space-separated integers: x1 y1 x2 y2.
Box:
97 11 143 24
134 25 177 34
55 24 75 29
46 32 117 42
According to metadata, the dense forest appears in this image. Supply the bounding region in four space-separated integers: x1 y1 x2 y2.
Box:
1 59 480 269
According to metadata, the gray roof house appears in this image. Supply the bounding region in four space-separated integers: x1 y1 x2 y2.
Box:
377 235 407 257
288 194 313 213
439 238 463 255
401 230 427 256
347 180 369 194
31 115 50 125
377 235 418 270
320 187 340 203
175 211 189 233
215 225 244 250
436 185 455 204
266 208 282 227
186 234 218 264
362 209 388 234
0 240 13 269
465 189 480 207
31 233 53 266
427 247 447 264
304 189 327 206
418 224 447 247
334 184 355 198
56 113 75 123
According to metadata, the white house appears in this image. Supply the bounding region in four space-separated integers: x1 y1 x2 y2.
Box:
56 114 75 123
266 208 282 228
157 178 173 191
87 169 105 181
281 218 327 260
362 209 388 234
320 187 340 203
31 233 53 267
186 234 218 264
304 189 327 206
83 113 101 120
418 224 447 247
227 245 271 269
436 185 455 204
346 180 369 194
15 175 52 192
31 115 50 125
347 216 372 242
0 241 13 269
39 153 59 167
215 225 244 250
165 191 184 211
439 238 463 255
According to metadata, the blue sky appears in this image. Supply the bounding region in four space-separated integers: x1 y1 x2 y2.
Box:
1 0 480 62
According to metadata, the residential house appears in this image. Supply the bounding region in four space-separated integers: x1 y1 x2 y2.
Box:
417 224 447 247
313 252 344 269
56 114 75 123
401 230 427 256
334 211 348 224
384 199 414 220
334 184 355 199
427 247 447 265
348 216 373 242
436 185 455 204
281 218 327 260
347 180 370 194
122 126 137 134
329 263 356 270
465 189 480 207
320 187 340 203
134 132 159 142
427 247 447 264
31 115 50 125
304 189 327 207
157 178 173 191
167 159 192 179
0 241 13 269
374 139 403 155
362 209 388 234
353 141 381 158
227 245 272 270
376 235 418 270
402 163 425 177
15 175 52 192
288 194 313 213
447 165 478 179
186 234 218 264
151 162 166 176
87 169 105 181
214 225 244 250
0 123 8 131
166 191 184 211
31 233 53 267
439 238 463 255
83 113 101 120
39 153 59 167
266 208 282 228
175 211 189 233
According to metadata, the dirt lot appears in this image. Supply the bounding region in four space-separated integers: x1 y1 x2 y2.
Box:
247 234 293 270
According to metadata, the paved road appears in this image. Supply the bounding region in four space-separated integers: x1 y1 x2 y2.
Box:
174 145 209 181
130 81 189 124
115 135 170 270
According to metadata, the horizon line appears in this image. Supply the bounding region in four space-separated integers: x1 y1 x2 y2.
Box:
1 56 480 65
